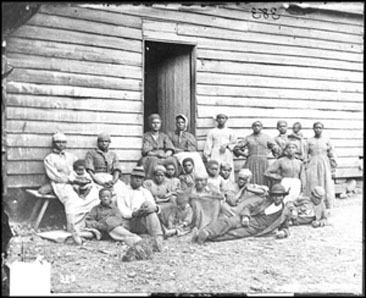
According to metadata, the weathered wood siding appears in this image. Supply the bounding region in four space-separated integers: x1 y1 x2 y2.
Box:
5 3 363 188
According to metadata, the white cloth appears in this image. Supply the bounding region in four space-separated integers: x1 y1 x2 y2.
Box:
116 185 157 219
203 127 237 182
281 177 301 204
174 151 207 177
92 173 127 204
264 202 283 215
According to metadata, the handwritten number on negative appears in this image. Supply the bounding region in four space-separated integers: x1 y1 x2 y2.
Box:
251 7 281 20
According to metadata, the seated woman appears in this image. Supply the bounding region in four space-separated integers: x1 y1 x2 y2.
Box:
168 114 207 177
143 165 179 229
138 113 179 179
85 132 127 204
44 132 100 234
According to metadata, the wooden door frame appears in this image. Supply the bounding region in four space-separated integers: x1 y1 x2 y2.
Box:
143 38 197 136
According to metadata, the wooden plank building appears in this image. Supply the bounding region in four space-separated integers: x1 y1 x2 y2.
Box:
3 2 364 193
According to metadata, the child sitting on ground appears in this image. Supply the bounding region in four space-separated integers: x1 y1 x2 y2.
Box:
164 161 181 192
69 159 93 199
219 162 238 203
206 160 224 193
164 191 193 237
179 158 196 191
286 186 328 228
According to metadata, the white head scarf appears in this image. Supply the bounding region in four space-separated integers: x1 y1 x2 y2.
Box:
176 114 189 131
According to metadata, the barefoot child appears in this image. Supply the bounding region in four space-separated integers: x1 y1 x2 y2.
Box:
206 159 224 193
219 162 238 203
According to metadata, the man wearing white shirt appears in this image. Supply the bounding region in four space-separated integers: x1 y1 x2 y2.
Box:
116 166 163 241
194 183 291 244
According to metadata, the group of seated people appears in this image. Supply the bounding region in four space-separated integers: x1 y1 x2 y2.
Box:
42 112 336 260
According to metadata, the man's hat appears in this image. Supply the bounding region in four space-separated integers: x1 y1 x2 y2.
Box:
311 186 326 199
131 166 145 178
97 132 111 141
269 184 289 196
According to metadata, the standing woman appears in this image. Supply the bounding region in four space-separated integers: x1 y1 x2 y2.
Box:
203 113 237 182
234 121 279 186
168 114 207 176
304 122 337 209
139 113 179 179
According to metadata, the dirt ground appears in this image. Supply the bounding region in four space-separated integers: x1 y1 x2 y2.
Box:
5 193 364 295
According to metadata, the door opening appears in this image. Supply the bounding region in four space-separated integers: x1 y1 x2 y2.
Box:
144 41 196 135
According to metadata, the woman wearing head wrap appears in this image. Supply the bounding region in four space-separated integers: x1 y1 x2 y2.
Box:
304 122 337 209
138 113 179 179
167 114 207 177
203 113 237 182
234 121 279 186
44 132 100 236
264 142 306 203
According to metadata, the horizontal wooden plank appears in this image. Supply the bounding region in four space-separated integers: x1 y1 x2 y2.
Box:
7 107 143 125
182 4 363 35
7 160 138 175
197 95 363 112
6 120 143 136
335 167 363 178
6 133 142 149
7 174 47 188
8 69 142 92
7 94 143 114
41 4 142 28
28 12 142 40
143 27 363 63
7 82 141 101
7 147 142 161
195 129 363 141
7 53 142 80
197 49 363 72
177 23 362 53
197 85 363 103
12 25 142 52
197 72 362 93
196 115 364 130
7 37 142 67
197 105 363 121
197 60 363 83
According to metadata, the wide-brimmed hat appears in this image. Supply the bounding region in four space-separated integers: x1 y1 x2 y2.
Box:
311 186 326 199
131 166 145 178
269 184 289 196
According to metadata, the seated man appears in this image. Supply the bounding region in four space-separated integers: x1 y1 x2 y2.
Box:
193 183 292 244
116 166 164 249
286 186 328 228
85 132 126 203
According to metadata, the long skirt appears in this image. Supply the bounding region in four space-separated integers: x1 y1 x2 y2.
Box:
243 155 269 186
281 177 301 204
305 155 335 209
138 156 179 180
51 182 99 232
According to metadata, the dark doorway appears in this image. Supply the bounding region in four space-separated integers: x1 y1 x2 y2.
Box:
144 41 196 135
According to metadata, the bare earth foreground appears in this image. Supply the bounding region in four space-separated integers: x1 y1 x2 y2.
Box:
6 194 364 295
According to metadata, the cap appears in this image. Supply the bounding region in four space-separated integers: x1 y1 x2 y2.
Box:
97 132 111 141
238 168 252 178
311 186 326 199
131 166 145 178
52 132 67 142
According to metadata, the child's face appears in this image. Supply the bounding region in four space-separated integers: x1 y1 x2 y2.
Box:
293 124 301 134
183 161 194 174
311 194 322 205
195 178 207 191
99 190 113 206
75 166 85 176
220 166 232 180
165 165 175 178
277 123 287 134
154 171 165 184
176 196 188 208
207 164 219 177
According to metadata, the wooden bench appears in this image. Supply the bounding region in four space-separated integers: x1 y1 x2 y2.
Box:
26 189 58 230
